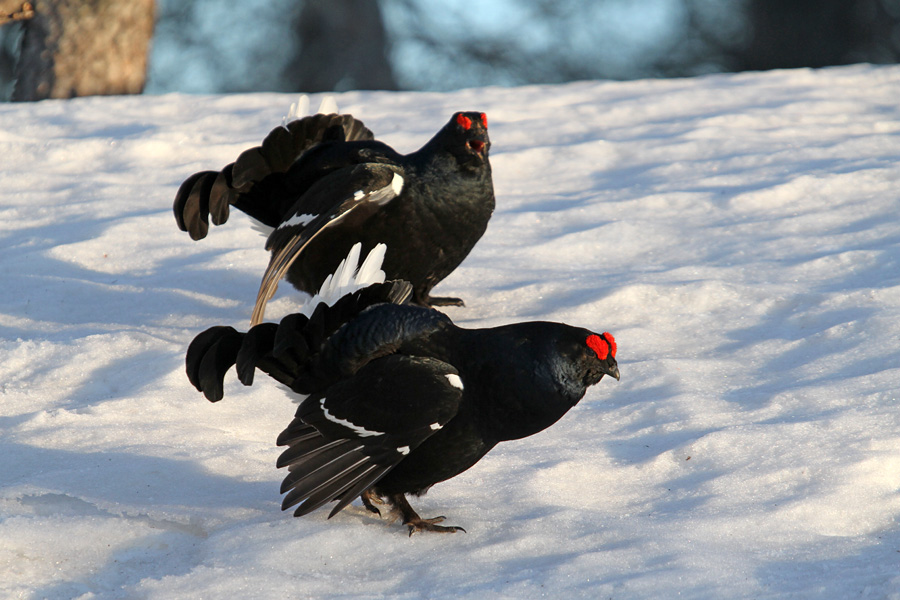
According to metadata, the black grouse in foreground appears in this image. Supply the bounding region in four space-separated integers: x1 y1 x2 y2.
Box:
186 245 620 535
173 110 494 322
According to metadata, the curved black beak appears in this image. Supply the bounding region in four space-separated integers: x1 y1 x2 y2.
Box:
604 361 620 381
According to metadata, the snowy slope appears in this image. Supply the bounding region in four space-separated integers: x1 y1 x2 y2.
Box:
2 64 900 599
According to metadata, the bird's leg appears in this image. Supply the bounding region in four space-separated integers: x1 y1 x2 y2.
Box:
360 489 385 516
385 493 466 536
425 296 465 307
413 286 465 307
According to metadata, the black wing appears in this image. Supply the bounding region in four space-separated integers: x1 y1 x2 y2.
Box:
276 354 463 518
249 163 405 325
173 113 374 240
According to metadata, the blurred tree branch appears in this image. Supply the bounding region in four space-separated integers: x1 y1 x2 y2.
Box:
0 2 33 25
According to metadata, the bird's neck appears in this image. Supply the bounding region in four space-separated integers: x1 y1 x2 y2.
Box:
409 138 491 180
454 328 587 443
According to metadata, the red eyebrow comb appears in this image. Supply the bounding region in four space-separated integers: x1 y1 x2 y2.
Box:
586 333 616 360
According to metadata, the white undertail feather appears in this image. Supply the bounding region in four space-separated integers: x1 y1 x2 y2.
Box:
248 217 275 239
356 243 387 284
334 243 361 290
298 243 386 317
282 95 309 126
316 95 339 115
281 94 339 127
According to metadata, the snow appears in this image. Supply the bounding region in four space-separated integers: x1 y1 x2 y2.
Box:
2 64 900 599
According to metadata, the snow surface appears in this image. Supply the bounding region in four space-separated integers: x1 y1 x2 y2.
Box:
2 64 900 599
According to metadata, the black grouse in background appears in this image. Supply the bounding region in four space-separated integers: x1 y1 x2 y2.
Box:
186 245 620 535
173 111 494 323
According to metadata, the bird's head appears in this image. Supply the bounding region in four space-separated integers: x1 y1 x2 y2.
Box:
478 324 619 442
584 332 620 384
441 111 491 170
535 325 620 402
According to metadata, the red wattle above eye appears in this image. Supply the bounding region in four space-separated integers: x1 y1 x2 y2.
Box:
586 334 609 360
602 332 616 358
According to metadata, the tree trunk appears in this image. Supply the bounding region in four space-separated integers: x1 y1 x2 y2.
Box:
11 0 154 101
284 0 397 92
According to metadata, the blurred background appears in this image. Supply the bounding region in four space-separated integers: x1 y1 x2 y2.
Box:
2 0 900 101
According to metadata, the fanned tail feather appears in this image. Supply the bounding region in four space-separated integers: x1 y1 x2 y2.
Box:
185 243 411 401
174 111 373 240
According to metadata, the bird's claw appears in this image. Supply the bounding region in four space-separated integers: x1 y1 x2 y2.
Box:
361 490 386 516
405 515 466 536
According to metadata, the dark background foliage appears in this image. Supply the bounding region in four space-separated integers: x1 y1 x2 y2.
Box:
2 0 899 100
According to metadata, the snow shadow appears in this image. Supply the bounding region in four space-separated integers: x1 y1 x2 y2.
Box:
4 442 276 599
717 231 900 409
1 210 264 342
753 526 900 597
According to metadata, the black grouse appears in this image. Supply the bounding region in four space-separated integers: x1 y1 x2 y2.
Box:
185 245 620 534
173 110 494 323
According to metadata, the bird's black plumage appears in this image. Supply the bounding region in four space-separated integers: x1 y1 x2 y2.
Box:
173 111 494 320
186 255 620 534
